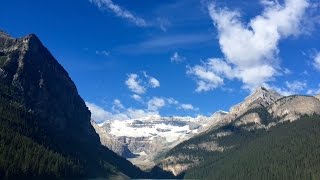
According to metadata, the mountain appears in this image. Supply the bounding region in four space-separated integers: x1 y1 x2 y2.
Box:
92 111 227 170
185 115 320 179
0 31 158 179
158 87 320 176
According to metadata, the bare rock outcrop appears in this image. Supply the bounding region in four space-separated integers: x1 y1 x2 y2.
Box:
269 95 320 122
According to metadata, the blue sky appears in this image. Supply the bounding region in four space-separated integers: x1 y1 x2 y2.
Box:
1 0 320 122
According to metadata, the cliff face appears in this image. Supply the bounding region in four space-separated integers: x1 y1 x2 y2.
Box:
0 32 150 179
270 95 320 122
0 32 96 141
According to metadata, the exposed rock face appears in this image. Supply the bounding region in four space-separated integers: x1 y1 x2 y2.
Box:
91 120 136 158
234 112 261 127
0 31 97 141
160 155 198 176
270 95 320 122
158 87 320 175
315 94 320 101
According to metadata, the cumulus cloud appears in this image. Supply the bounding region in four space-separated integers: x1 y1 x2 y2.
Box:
166 98 198 111
149 77 160 88
187 59 228 92
125 72 160 97
170 52 185 63
148 97 166 112
125 74 146 94
89 0 148 27
86 102 159 122
313 51 320 71
143 72 160 88
189 0 310 92
179 104 198 111
209 0 309 67
131 94 142 101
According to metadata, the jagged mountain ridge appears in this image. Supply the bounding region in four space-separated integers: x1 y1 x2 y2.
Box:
0 31 164 179
157 87 320 175
91 86 284 173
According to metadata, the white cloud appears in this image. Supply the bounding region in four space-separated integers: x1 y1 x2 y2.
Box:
125 72 160 100
131 94 142 101
143 72 160 88
209 0 309 67
170 52 185 63
187 58 228 92
306 84 320 95
149 77 160 88
86 102 159 122
239 65 276 89
260 0 280 6
313 52 320 71
125 108 159 119
148 97 166 112
195 0 310 91
125 74 146 94
86 102 113 123
89 0 148 27
95 50 110 56
283 68 292 75
179 104 197 111
307 89 320 95
285 80 307 92
270 80 307 96
167 98 179 105
112 99 124 112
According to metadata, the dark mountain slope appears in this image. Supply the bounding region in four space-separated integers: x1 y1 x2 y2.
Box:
0 31 152 179
185 114 320 179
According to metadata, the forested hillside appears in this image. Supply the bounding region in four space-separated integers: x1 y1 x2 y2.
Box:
185 115 320 179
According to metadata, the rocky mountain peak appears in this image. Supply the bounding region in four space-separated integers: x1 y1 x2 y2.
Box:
228 87 283 118
245 86 282 106
250 86 280 99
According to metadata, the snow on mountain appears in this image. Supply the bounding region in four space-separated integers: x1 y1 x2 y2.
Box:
91 111 227 169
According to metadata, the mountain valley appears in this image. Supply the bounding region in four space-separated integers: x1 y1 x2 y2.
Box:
1 31 320 180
